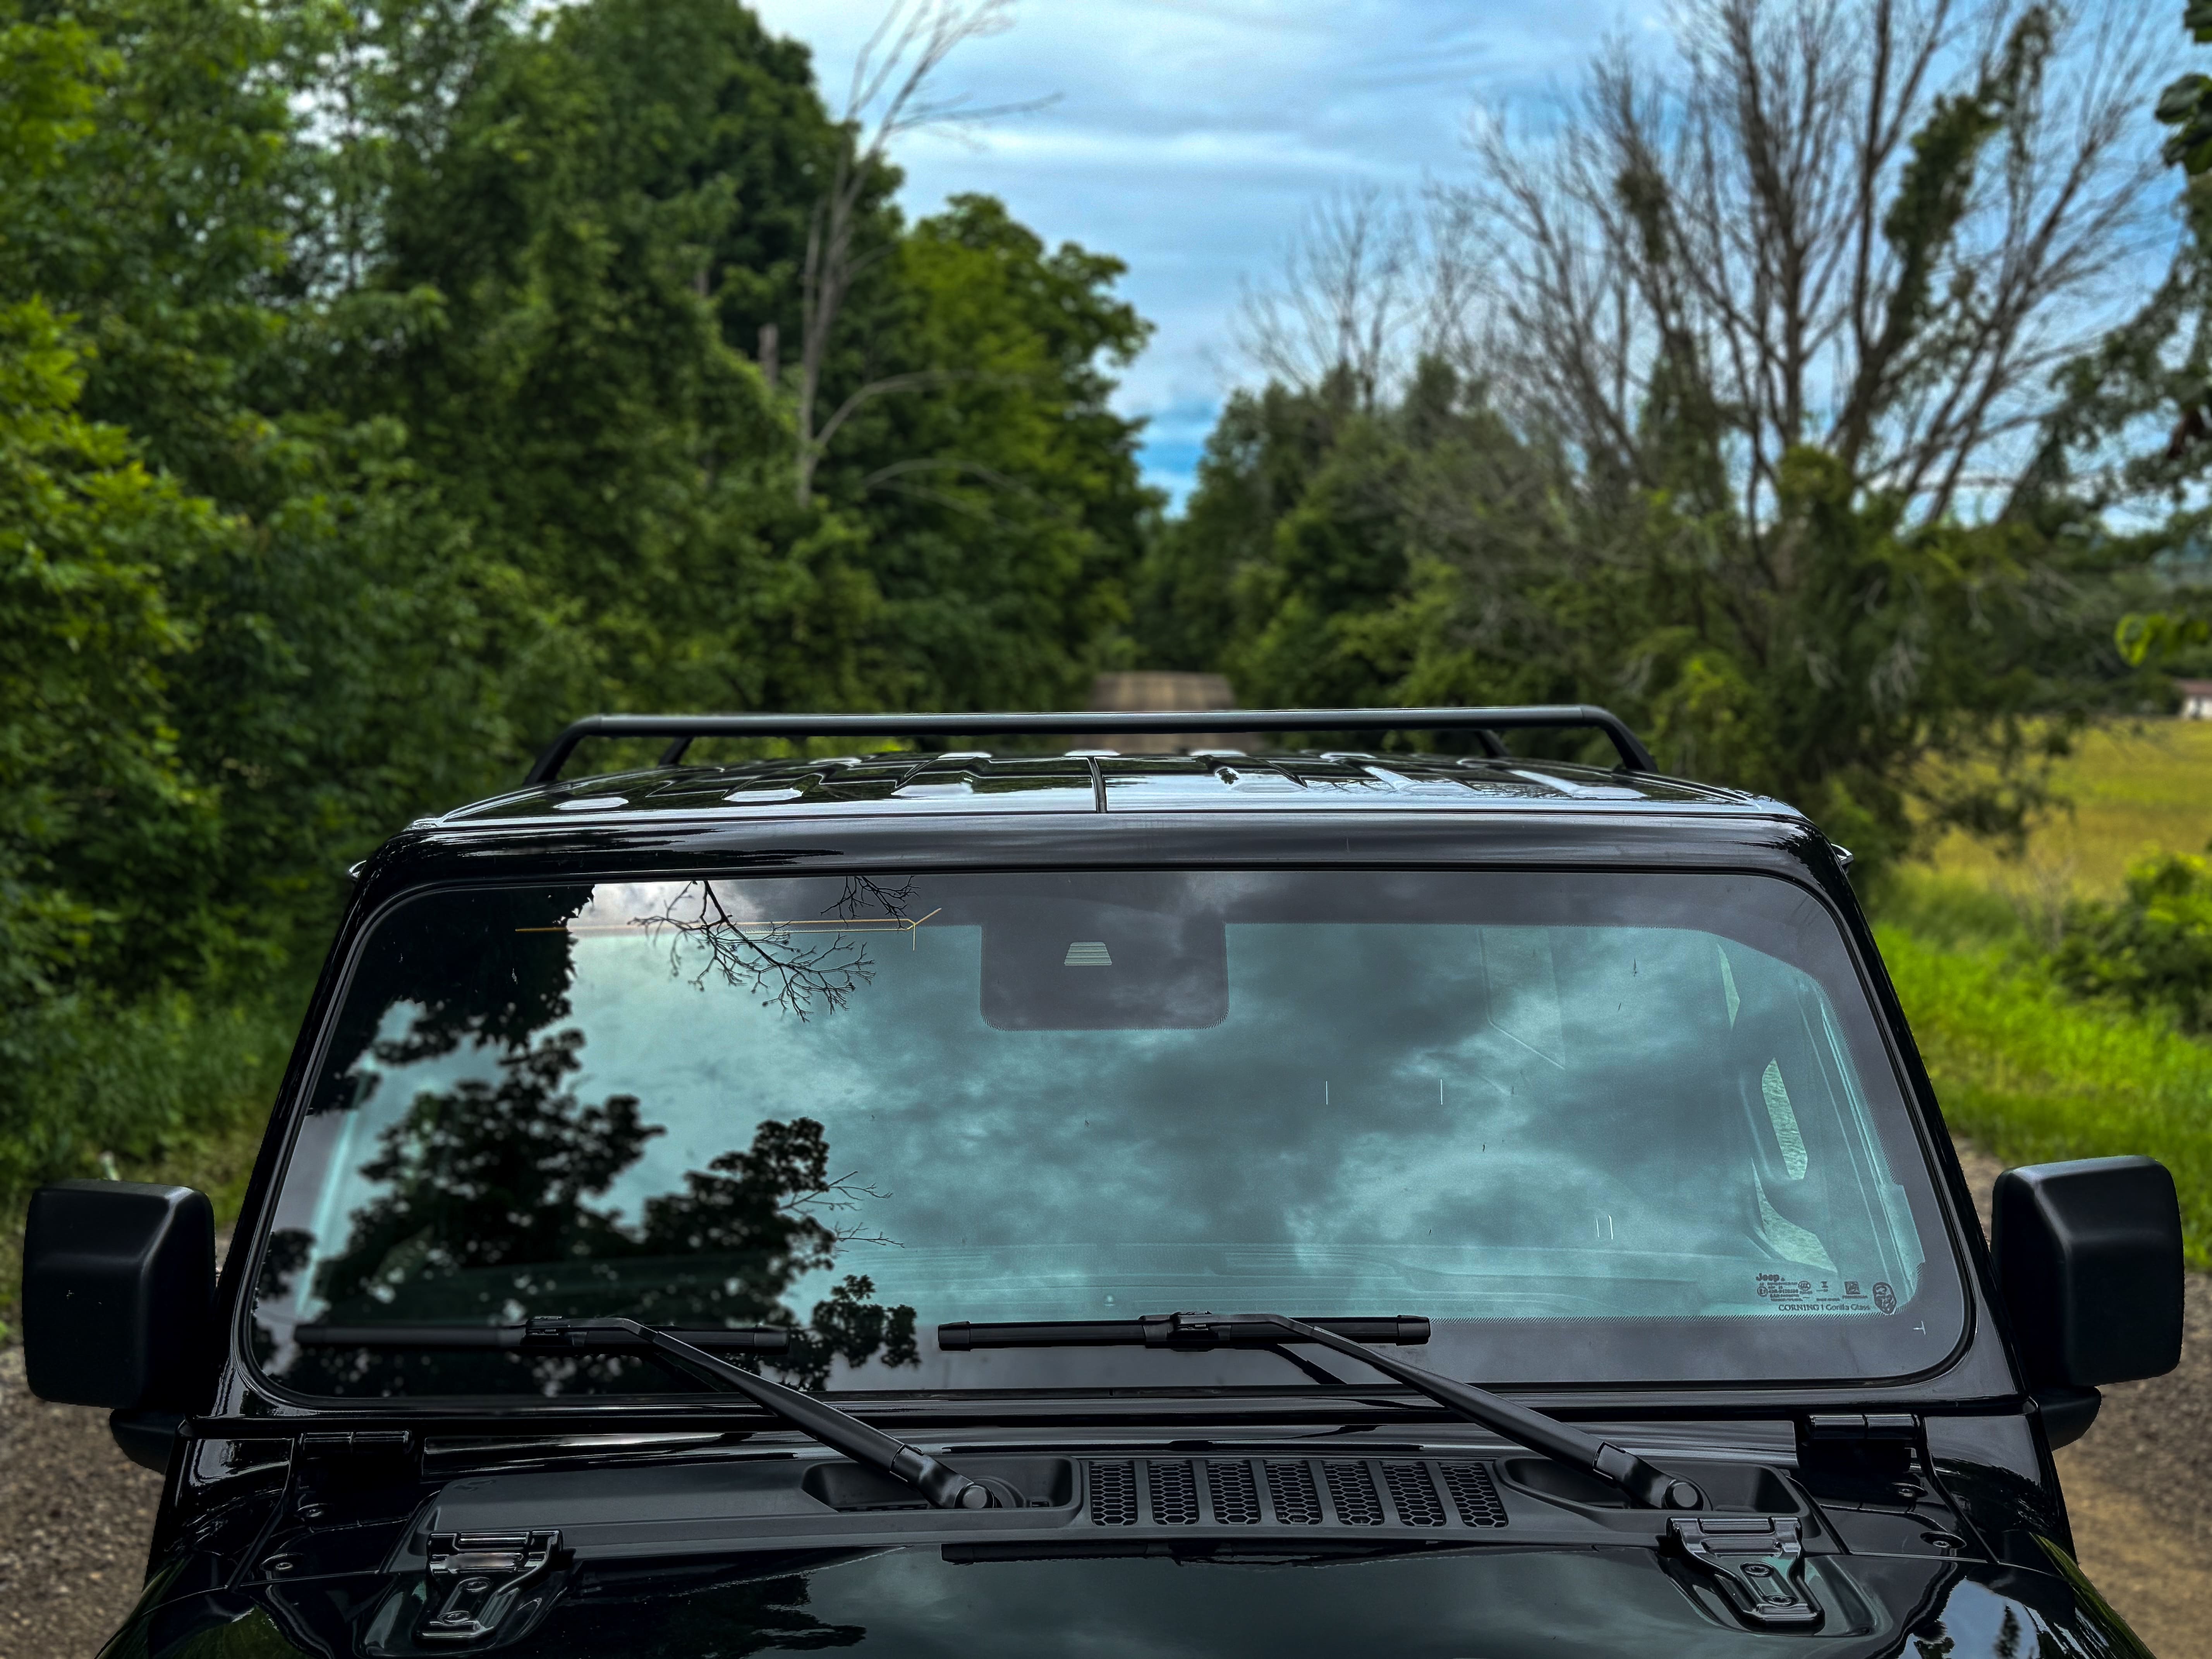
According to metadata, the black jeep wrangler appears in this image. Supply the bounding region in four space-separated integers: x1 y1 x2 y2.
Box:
22 706 2186 1657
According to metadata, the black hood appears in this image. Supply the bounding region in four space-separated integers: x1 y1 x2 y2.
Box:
113 1539 2141 1659
105 1438 2145 1659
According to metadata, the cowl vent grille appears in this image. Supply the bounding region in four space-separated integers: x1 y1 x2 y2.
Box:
1080 1457 1510 1533
1148 1461 1200 1525
1265 1461 1323 1524
1208 1462 1262 1524
1090 1461 1137 1526
1383 1462 1446 1526
1441 1462 1508 1527
1323 1462 1384 1525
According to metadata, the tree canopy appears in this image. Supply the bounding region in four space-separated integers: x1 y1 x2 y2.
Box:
0 0 1156 1209
9 0 2212 1228
1137 0 2188 874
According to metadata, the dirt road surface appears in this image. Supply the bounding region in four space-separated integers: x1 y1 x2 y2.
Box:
3 1151 2206 1657
1950 1145 2212 1659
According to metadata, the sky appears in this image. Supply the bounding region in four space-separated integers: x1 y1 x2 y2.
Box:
745 0 1655 504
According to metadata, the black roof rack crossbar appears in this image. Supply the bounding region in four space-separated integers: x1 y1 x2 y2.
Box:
525 705 1655 786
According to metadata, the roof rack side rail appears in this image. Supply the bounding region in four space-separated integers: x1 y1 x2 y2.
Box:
523 705 1657 786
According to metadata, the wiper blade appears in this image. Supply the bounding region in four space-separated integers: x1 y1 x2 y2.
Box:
939 1312 1706 1512
294 1321 791 1354
940 1316 1431 1350
297 1317 993 1512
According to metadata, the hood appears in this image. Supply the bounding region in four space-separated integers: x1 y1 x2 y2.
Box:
106 1442 2146 1659
112 1540 2139 1659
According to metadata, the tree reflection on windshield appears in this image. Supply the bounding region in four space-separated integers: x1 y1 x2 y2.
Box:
635 875 919 1019
273 1025 915 1394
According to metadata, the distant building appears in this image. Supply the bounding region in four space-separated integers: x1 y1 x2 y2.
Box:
1089 671 1245 753
2179 680 2212 720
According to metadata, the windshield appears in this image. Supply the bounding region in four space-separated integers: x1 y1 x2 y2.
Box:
250 869 1962 1397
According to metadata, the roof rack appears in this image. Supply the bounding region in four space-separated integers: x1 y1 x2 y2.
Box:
524 705 1656 786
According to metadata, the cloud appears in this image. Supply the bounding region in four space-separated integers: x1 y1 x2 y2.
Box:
745 0 1651 502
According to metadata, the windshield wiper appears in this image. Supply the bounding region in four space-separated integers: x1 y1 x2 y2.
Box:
294 1321 792 1354
940 1312 1706 1511
296 1317 994 1511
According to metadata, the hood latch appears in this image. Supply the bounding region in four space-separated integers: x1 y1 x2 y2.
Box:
1668 1516 1821 1630
419 1529 561 1644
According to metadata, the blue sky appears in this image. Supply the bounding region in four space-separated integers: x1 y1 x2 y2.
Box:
747 0 1654 504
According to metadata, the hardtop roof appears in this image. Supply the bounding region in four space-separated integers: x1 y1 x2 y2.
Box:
430 747 1776 830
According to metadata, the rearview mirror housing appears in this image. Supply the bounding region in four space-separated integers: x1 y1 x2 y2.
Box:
1992 1157 2182 1390
22 1180 216 1410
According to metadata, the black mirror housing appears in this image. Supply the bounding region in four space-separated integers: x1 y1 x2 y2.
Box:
1992 1157 2182 1390
22 1180 216 1410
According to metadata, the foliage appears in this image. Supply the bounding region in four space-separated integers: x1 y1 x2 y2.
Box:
1139 361 2113 872
2033 0 2212 663
1137 0 2179 874
2157 2 2212 180
335 0 1154 718
845 195 1154 708
1881 922 2212 1271
0 0 1156 1245
2052 851 2212 1032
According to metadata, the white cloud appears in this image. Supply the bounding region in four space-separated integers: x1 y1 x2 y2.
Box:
748 0 1649 501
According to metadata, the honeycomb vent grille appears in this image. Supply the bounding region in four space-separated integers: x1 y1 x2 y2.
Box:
1440 1462 1508 1527
1148 1460 1200 1525
1080 1457 1507 1531
1323 1461 1384 1525
1207 1462 1262 1524
1382 1461 1446 1526
1089 1461 1137 1526
1265 1460 1323 1524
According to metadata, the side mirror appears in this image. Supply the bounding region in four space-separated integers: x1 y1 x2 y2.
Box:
1993 1157 2182 1390
22 1180 216 1410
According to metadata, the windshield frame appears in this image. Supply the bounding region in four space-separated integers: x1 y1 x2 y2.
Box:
227 838 1986 1419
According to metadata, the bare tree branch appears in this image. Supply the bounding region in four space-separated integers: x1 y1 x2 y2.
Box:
635 881 879 1020
795 0 1054 505
1441 0 2174 531
1235 185 1485 410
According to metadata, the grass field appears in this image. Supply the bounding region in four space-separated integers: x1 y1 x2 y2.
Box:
1880 718 2212 1265
1881 927 2212 1268
1916 720 2212 901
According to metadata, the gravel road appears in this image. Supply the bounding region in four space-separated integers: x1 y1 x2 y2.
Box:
1949 1145 2212 1659
3 1152 2207 1658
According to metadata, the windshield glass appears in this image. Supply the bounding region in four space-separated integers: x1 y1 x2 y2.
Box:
250 869 1962 1396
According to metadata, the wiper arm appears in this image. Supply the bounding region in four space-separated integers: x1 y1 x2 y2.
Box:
551 1319 993 1510
940 1312 1706 1512
298 1317 994 1512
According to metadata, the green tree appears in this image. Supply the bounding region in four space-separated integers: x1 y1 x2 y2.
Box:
0 7 230 995
345 0 1152 720
1143 0 2162 871
843 194 1155 708
0 0 1159 1242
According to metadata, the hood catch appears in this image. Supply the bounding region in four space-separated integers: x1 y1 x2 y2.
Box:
1669 1516 1821 1630
419 1529 561 1644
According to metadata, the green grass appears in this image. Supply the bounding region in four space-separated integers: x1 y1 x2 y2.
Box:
1920 719 2212 902
1880 924 2212 1269
1876 719 2212 1267
0 990 291 1332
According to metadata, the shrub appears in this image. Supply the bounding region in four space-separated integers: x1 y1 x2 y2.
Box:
0 988 290 1326
2051 851 2212 1032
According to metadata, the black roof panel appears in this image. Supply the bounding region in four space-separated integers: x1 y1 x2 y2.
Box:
433 750 1770 830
